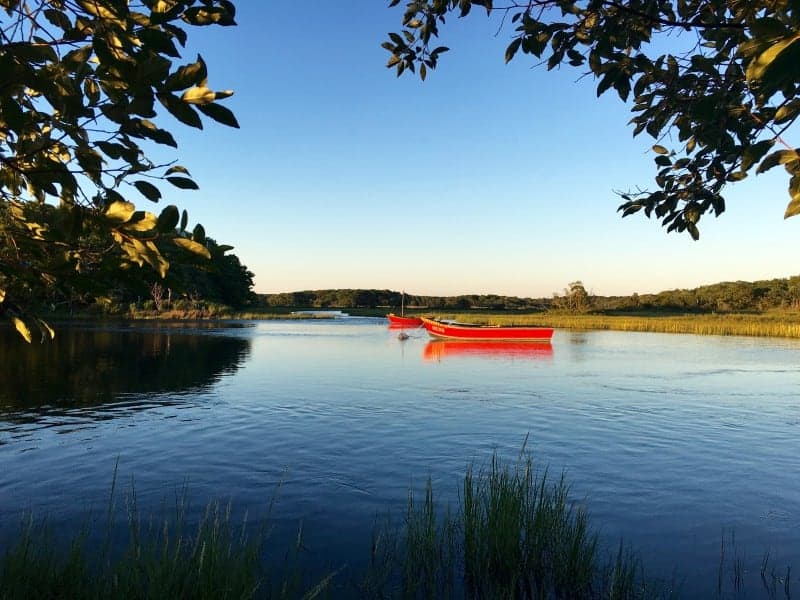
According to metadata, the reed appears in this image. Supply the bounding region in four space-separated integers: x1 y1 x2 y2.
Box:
3 455 796 599
432 312 800 338
361 446 665 599
0 481 329 600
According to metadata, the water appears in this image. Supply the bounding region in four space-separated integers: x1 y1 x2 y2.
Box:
1 318 799 595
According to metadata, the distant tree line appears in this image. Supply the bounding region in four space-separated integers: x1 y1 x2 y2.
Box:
260 275 800 314
259 289 550 311
598 276 800 313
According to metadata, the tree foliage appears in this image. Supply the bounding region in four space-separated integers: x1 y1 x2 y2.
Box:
385 0 800 239
0 0 238 340
261 275 800 314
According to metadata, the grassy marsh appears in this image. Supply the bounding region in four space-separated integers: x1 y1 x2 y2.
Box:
426 311 800 338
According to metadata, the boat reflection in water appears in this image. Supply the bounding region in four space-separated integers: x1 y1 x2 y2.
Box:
423 339 554 361
388 320 423 330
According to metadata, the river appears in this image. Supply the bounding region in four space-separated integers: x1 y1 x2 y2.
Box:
1 318 798 596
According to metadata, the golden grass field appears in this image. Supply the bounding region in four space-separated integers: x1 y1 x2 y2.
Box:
422 311 800 339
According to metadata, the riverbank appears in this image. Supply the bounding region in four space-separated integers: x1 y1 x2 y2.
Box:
26 306 800 339
418 311 800 338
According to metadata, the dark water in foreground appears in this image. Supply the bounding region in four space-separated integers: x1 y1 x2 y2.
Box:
1 318 798 596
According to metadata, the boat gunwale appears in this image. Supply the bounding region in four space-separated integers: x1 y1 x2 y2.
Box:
420 316 554 341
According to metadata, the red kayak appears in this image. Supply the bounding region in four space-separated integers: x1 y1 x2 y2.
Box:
387 313 423 327
421 316 553 341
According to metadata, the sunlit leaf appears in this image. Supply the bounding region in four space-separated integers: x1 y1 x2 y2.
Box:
165 165 191 176
34 317 55 340
122 211 158 232
173 236 211 259
12 317 32 343
746 34 800 82
181 86 216 105
104 200 136 223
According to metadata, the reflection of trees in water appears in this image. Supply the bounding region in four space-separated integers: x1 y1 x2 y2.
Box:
0 326 251 413
567 331 589 345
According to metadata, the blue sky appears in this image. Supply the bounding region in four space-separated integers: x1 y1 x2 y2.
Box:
153 3 798 298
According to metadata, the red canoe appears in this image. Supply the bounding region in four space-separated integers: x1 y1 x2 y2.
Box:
421 316 553 341
387 313 423 327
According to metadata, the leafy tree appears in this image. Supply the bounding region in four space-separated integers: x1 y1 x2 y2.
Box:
552 280 592 311
0 0 238 341
385 0 800 240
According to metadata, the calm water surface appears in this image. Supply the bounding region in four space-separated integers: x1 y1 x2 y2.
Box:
1 318 799 595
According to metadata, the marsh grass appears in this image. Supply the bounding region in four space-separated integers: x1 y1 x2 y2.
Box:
361 447 668 599
432 312 800 338
3 457 797 599
0 472 330 600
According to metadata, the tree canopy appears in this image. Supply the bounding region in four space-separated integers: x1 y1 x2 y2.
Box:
0 0 238 341
384 0 800 240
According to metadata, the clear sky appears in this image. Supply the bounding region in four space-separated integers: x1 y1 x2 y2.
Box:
152 3 799 298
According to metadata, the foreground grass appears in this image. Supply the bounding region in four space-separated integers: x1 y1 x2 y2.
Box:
0 451 654 599
2 451 795 599
429 311 800 338
360 450 665 599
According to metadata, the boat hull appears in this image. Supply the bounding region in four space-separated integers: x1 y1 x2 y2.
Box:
387 313 423 327
421 317 553 341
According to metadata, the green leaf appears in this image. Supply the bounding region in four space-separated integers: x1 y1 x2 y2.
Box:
785 176 800 218
0 288 5 304
97 141 126 159
757 149 798 174
180 209 188 231
652 145 669 155
165 165 191 176
783 197 800 218
157 205 180 232
741 140 774 171
164 54 208 91
746 34 800 82
173 237 211 259
193 223 206 244
197 102 239 128
505 38 522 64
157 93 203 129
133 180 162 202
166 176 199 190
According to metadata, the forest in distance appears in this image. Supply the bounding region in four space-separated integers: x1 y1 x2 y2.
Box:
259 276 800 315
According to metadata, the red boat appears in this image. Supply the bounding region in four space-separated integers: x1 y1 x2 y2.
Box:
387 291 422 327
420 316 554 341
387 313 423 327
